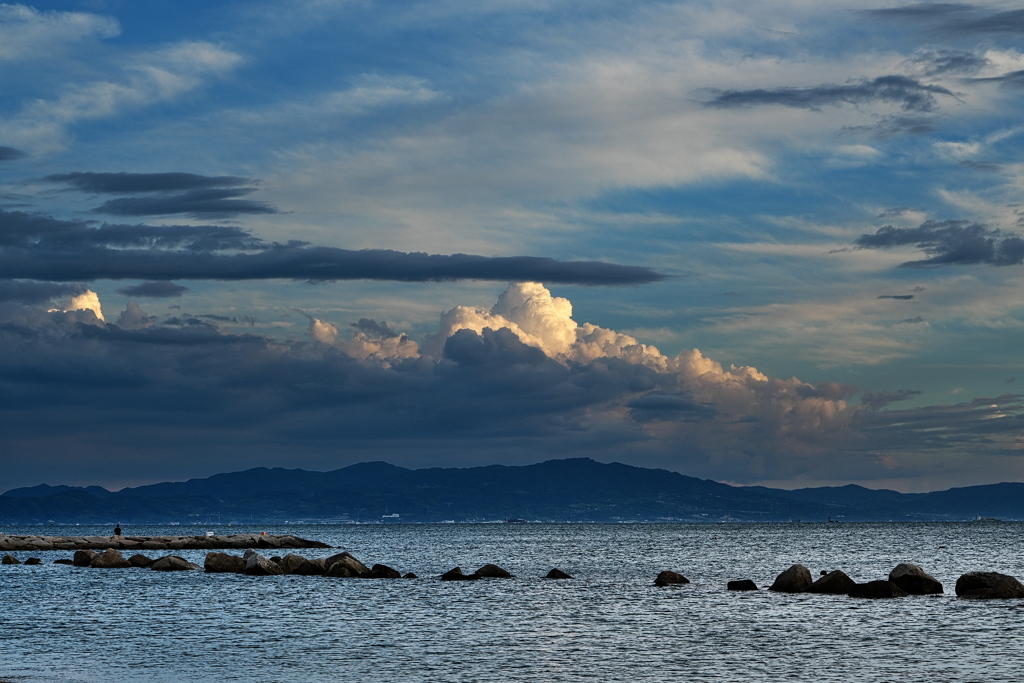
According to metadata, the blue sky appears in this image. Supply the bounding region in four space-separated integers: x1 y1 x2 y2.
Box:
2 0 1024 492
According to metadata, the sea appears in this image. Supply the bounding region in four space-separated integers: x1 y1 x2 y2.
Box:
2 522 1023 682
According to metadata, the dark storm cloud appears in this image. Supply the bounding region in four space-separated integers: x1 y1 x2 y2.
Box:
116 281 189 298
706 76 955 113
854 220 1024 267
0 280 84 304
0 210 664 285
43 172 275 219
0 146 27 161
878 294 914 300
861 389 923 410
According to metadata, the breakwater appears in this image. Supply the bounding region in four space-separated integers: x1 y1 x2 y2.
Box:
0 533 331 552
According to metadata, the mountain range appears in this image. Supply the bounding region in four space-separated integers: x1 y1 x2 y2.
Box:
2 458 1022 524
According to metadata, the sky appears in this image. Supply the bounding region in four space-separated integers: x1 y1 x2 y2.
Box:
2 0 1024 493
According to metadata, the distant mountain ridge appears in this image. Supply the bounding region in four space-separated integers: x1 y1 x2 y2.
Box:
2 458 1022 524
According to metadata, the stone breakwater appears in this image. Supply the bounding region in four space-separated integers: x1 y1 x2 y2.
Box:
0 534 331 552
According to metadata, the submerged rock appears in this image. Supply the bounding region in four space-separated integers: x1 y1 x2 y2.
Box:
90 549 132 569
403 572 418 579
806 570 857 595
955 572 1024 599
1 554 20 565
848 580 908 599
25 558 41 565
440 567 480 581
475 564 513 579
545 568 573 580
204 552 246 573
728 579 759 591
889 563 943 595
769 564 813 593
151 555 202 571
54 559 74 565
654 570 690 587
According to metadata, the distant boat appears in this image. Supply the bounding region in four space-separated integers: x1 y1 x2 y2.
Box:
505 518 527 524
971 516 1002 522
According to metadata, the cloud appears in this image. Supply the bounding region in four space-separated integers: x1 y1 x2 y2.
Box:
910 49 989 76
861 389 923 410
43 172 276 219
116 281 189 298
0 5 119 62
0 280 84 304
854 220 1024 267
878 294 914 300
706 75 956 113
0 209 664 285
0 146 27 161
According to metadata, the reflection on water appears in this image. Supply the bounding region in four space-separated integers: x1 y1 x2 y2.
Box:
2 523 1023 682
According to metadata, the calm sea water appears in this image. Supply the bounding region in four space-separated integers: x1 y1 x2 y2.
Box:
2 522 1023 682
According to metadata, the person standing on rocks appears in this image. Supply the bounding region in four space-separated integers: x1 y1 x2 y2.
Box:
113 524 122 537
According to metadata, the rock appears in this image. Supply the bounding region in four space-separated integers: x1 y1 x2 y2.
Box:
955 572 1024 599
270 556 283 564
90 549 132 569
25 558 41 565
806 570 857 595
128 554 155 568
2 554 20 565
440 567 480 581
293 558 327 576
545 568 573 580
243 550 284 576
276 554 308 574
403 572 418 579
361 564 402 579
769 564 813 593
727 579 758 591
73 549 97 567
54 559 74 565
654 570 690 586
204 552 246 573
889 563 943 595
849 580 908 599
475 563 513 578
324 552 368 578
151 555 202 571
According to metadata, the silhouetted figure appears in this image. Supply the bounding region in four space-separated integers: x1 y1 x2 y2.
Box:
114 524 122 537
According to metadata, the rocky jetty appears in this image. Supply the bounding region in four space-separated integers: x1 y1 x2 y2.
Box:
955 572 1024 599
889 563 943 595
0 533 331 552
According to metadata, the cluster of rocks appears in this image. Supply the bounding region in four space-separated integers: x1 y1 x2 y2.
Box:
0 534 330 552
755 562 1024 599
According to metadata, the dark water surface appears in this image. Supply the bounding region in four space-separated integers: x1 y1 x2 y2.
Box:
2 522 1023 681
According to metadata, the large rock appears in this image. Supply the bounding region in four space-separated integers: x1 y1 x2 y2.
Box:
243 549 284 576
293 558 327 576
769 564 813 593
848 580 908 599
128 554 155 568
2 554 20 565
475 563 513 578
25 558 42 565
806 570 857 595
73 549 97 567
205 552 246 573
889 563 943 595
955 572 1024 599
90 549 132 569
545 568 573 580
654 570 690 586
151 555 202 571
727 579 758 591
276 554 308 575
324 552 368 578
440 567 480 581
361 564 402 579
